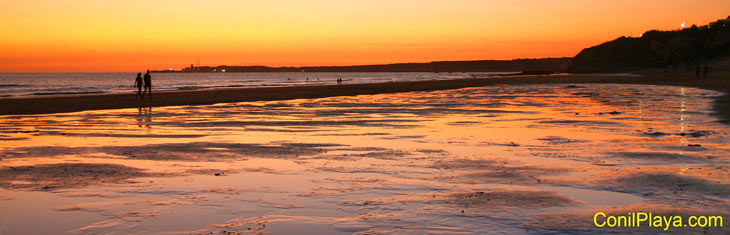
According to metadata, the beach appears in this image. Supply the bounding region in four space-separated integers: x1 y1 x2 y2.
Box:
2 71 729 121
4 1 729 233
1 72 729 234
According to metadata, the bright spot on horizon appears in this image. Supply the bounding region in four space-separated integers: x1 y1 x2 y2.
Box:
681 21 686 28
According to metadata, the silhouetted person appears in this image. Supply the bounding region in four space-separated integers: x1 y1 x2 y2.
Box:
702 66 709 78
143 70 152 99
135 73 144 99
695 65 701 79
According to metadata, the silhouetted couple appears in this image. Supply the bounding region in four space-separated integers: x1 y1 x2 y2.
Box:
135 70 152 99
694 65 711 79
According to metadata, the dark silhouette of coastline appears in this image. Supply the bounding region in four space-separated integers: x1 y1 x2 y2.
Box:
569 16 730 73
154 58 572 73
140 16 728 76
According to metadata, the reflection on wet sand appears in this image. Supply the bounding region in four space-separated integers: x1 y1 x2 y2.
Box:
0 84 728 234
136 106 152 129
0 163 172 191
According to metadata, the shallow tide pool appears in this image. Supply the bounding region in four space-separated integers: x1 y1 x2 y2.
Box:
1 84 728 234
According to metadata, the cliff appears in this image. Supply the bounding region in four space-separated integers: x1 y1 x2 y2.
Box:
568 16 730 73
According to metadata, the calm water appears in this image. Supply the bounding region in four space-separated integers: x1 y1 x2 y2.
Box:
0 84 728 234
0 72 510 98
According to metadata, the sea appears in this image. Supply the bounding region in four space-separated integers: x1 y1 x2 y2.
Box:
0 72 513 98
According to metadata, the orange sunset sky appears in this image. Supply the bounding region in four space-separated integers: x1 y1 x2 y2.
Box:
2 0 729 73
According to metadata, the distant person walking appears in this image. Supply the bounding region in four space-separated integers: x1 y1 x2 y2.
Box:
143 70 152 99
695 65 701 79
135 73 144 99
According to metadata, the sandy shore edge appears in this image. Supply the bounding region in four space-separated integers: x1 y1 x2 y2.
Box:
1 71 728 121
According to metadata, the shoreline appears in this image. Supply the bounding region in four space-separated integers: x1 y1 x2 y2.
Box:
1 71 728 122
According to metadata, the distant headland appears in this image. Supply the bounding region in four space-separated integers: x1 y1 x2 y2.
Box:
153 58 572 74
154 16 730 74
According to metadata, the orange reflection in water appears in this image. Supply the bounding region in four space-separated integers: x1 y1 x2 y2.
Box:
0 84 728 234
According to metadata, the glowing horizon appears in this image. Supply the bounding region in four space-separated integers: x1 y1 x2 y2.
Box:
1 0 728 72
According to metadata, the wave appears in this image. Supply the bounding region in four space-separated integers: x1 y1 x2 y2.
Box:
0 84 28 88
178 85 253 90
32 91 105 96
176 86 211 90
233 80 262 83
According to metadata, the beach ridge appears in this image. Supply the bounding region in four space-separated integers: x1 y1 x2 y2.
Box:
1 72 728 121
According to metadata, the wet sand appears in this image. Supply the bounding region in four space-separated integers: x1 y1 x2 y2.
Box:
1 83 728 234
2 71 729 121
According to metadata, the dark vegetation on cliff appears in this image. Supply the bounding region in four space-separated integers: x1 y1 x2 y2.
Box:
569 16 730 73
